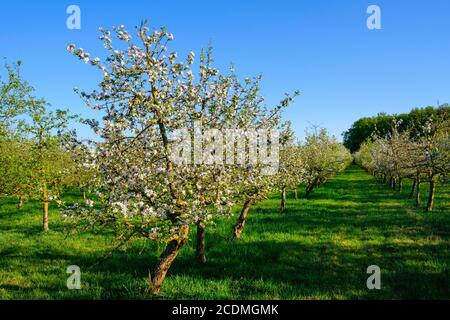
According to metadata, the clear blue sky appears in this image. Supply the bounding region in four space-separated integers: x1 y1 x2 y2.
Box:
1 0 450 141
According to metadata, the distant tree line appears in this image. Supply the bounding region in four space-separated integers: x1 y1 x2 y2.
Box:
343 105 450 153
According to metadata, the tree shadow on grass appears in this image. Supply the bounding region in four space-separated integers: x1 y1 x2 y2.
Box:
1 166 449 299
164 236 450 299
1 218 449 299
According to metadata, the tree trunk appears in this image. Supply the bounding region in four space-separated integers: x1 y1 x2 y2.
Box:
294 189 298 200
43 189 49 232
151 225 189 295
79 186 87 200
280 187 286 212
196 221 206 264
408 179 416 199
426 174 436 212
43 201 49 232
305 184 314 198
17 196 24 209
390 177 396 190
233 200 252 240
397 178 403 192
415 175 421 207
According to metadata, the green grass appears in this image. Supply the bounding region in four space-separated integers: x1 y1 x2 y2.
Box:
1 165 449 299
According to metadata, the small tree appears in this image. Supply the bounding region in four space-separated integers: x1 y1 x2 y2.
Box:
274 122 304 212
19 98 76 231
1 62 76 224
300 128 352 198
416 120 450 211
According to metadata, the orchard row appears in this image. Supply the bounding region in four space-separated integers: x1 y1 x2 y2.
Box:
0 22 353 295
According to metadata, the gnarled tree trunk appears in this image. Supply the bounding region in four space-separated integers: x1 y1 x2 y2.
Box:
233 200 252 240
397 178 403 192
415 174 421 207
196 221 206 264
151 225 189 295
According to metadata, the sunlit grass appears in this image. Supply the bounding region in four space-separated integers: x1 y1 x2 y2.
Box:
0 165 449 299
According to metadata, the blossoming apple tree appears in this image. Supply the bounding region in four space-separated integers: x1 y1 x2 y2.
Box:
355 119 450 211
274 121 304 212
300 128 352 198
65 22 298 294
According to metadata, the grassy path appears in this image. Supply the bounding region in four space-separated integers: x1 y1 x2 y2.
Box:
0 165 449 299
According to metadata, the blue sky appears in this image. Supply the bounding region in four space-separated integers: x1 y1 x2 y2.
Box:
1 0 450 141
